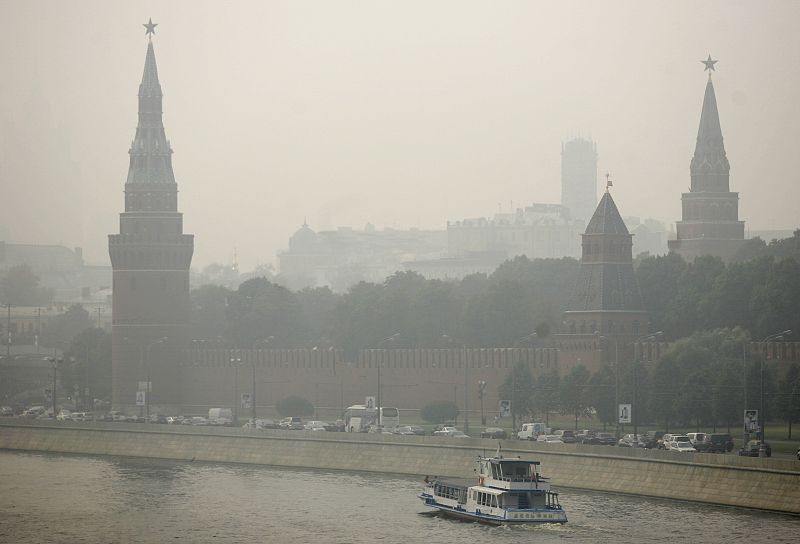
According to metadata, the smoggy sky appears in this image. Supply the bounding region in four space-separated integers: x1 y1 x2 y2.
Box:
1 1 799 269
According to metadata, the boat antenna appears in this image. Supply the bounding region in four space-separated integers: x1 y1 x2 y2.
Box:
496 442 502 458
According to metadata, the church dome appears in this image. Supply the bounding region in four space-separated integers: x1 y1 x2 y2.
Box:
289 223 317 252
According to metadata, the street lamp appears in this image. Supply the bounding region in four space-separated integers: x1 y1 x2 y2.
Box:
231 351 243 426
632 332 663 444
596 332 621 438
511 333 538 432
441 334 469 433
251 337 275 422
145 337 168 421
47 355 62 417
376 334 399 427
759 330 791 454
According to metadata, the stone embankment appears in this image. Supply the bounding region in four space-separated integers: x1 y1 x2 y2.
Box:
1 421 798 514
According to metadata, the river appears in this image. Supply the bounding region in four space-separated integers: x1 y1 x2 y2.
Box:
0 451 797 543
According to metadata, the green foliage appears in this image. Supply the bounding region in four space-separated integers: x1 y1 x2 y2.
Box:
40 304 92 349
560 365 591 428
498 362 536 422
0 264 53 306
62 328 112 406
420 400 459 424
275 395 314 417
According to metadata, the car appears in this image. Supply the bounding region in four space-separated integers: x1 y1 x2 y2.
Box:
304 421 330 431
450 431 470 439
1 406 15 416
671 442 697 453
148 414 168 424
165 416 183 424
517 422 546 440
738 440 772 457
594 432 617 446
553 430 576 444
617 434 647 448
536 434 564 443
433 426 458 436
666 435 692 450
796 446 799 461
56 409 72 421
695 433 734 453
189 416 208 426
22 406 46 418
69 412 88 422
643 431 665 449
394 425 426 436
479 427 508 439
686 432 707 446
279 417 304 430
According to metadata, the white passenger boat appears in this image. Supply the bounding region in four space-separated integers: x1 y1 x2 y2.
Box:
418 455 567 525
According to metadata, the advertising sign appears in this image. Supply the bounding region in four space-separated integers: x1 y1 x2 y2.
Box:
135 390 146 406
498 400 511 418
618 404 632 424
365 396 376 410
241 393 251 409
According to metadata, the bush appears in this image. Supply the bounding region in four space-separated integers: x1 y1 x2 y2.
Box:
275 395 314 417
420 401 459 424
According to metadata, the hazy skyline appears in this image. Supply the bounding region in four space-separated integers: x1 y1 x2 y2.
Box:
1 1 799 270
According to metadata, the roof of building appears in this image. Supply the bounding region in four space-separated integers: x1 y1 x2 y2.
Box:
691 77 729 176
584 191 629 235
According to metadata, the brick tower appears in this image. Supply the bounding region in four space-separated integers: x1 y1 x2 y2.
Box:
668 56 745 261
108 22 194 413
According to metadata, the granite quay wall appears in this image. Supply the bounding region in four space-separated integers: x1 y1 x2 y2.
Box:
1 421 799 514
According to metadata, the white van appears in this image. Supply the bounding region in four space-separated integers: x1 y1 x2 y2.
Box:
517 422 546 440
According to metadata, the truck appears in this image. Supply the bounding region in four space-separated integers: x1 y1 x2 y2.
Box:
517 422 546 440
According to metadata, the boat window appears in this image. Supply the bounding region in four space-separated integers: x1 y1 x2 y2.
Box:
491 464 499 479
491 495 498 508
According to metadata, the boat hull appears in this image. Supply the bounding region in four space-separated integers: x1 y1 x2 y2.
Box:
418 494 567 526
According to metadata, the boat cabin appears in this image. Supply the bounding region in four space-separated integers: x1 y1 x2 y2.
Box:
478 458 550 491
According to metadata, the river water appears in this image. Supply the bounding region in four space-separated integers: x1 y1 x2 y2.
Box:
0 451 798 543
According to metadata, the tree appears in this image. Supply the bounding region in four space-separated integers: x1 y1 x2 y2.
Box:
560 365 591 429
40 304 92 350
777 363 800 439
420 401 459 424
499 361 535 428
62 328 112 408
275 395 314 417
0 264 52 306
189 284 231 340
534 370 561 427
588 365 616 429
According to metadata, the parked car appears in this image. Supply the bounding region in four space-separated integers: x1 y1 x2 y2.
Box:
594 432 617 446
433 426 458 436
56 409 72 421
695 433 734 453
69 412 88 422
304 421 330 431
796 446 799 461
553 430 576 444
394 425 426 436
165 416 183 424
617 434 647 448
0 406 13 417
686 432 707 446
148 414 168 424
450 431 470 439
643 431 665 449
279 417 304 430
480 427 508 439
536 435 564 444
671 441 697 453
666 435 692 450
22 406 46 418
738 440 772 457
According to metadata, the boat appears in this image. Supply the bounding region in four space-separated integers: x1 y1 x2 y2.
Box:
418 454 567 525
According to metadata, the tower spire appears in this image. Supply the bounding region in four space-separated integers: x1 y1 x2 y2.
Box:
691 57 728 192
126 23 175 188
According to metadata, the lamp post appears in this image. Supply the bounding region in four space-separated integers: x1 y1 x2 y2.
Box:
759 330 791 454
441 334 469 434
47 355 62 417
252 337 275 422
376 334 399 427
511 332 538 432
231 351 242 426
632 332 663 445
145 337 168 421
478 380 487 425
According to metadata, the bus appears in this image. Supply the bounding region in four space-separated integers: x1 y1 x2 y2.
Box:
344 405 400 432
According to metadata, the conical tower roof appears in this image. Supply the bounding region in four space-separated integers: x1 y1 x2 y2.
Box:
690 76 730 183
584 191 628 235
126 37 175 185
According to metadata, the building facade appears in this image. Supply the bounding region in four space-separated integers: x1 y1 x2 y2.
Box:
669 63 745 261
561 137 598 225
108 32 194 412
